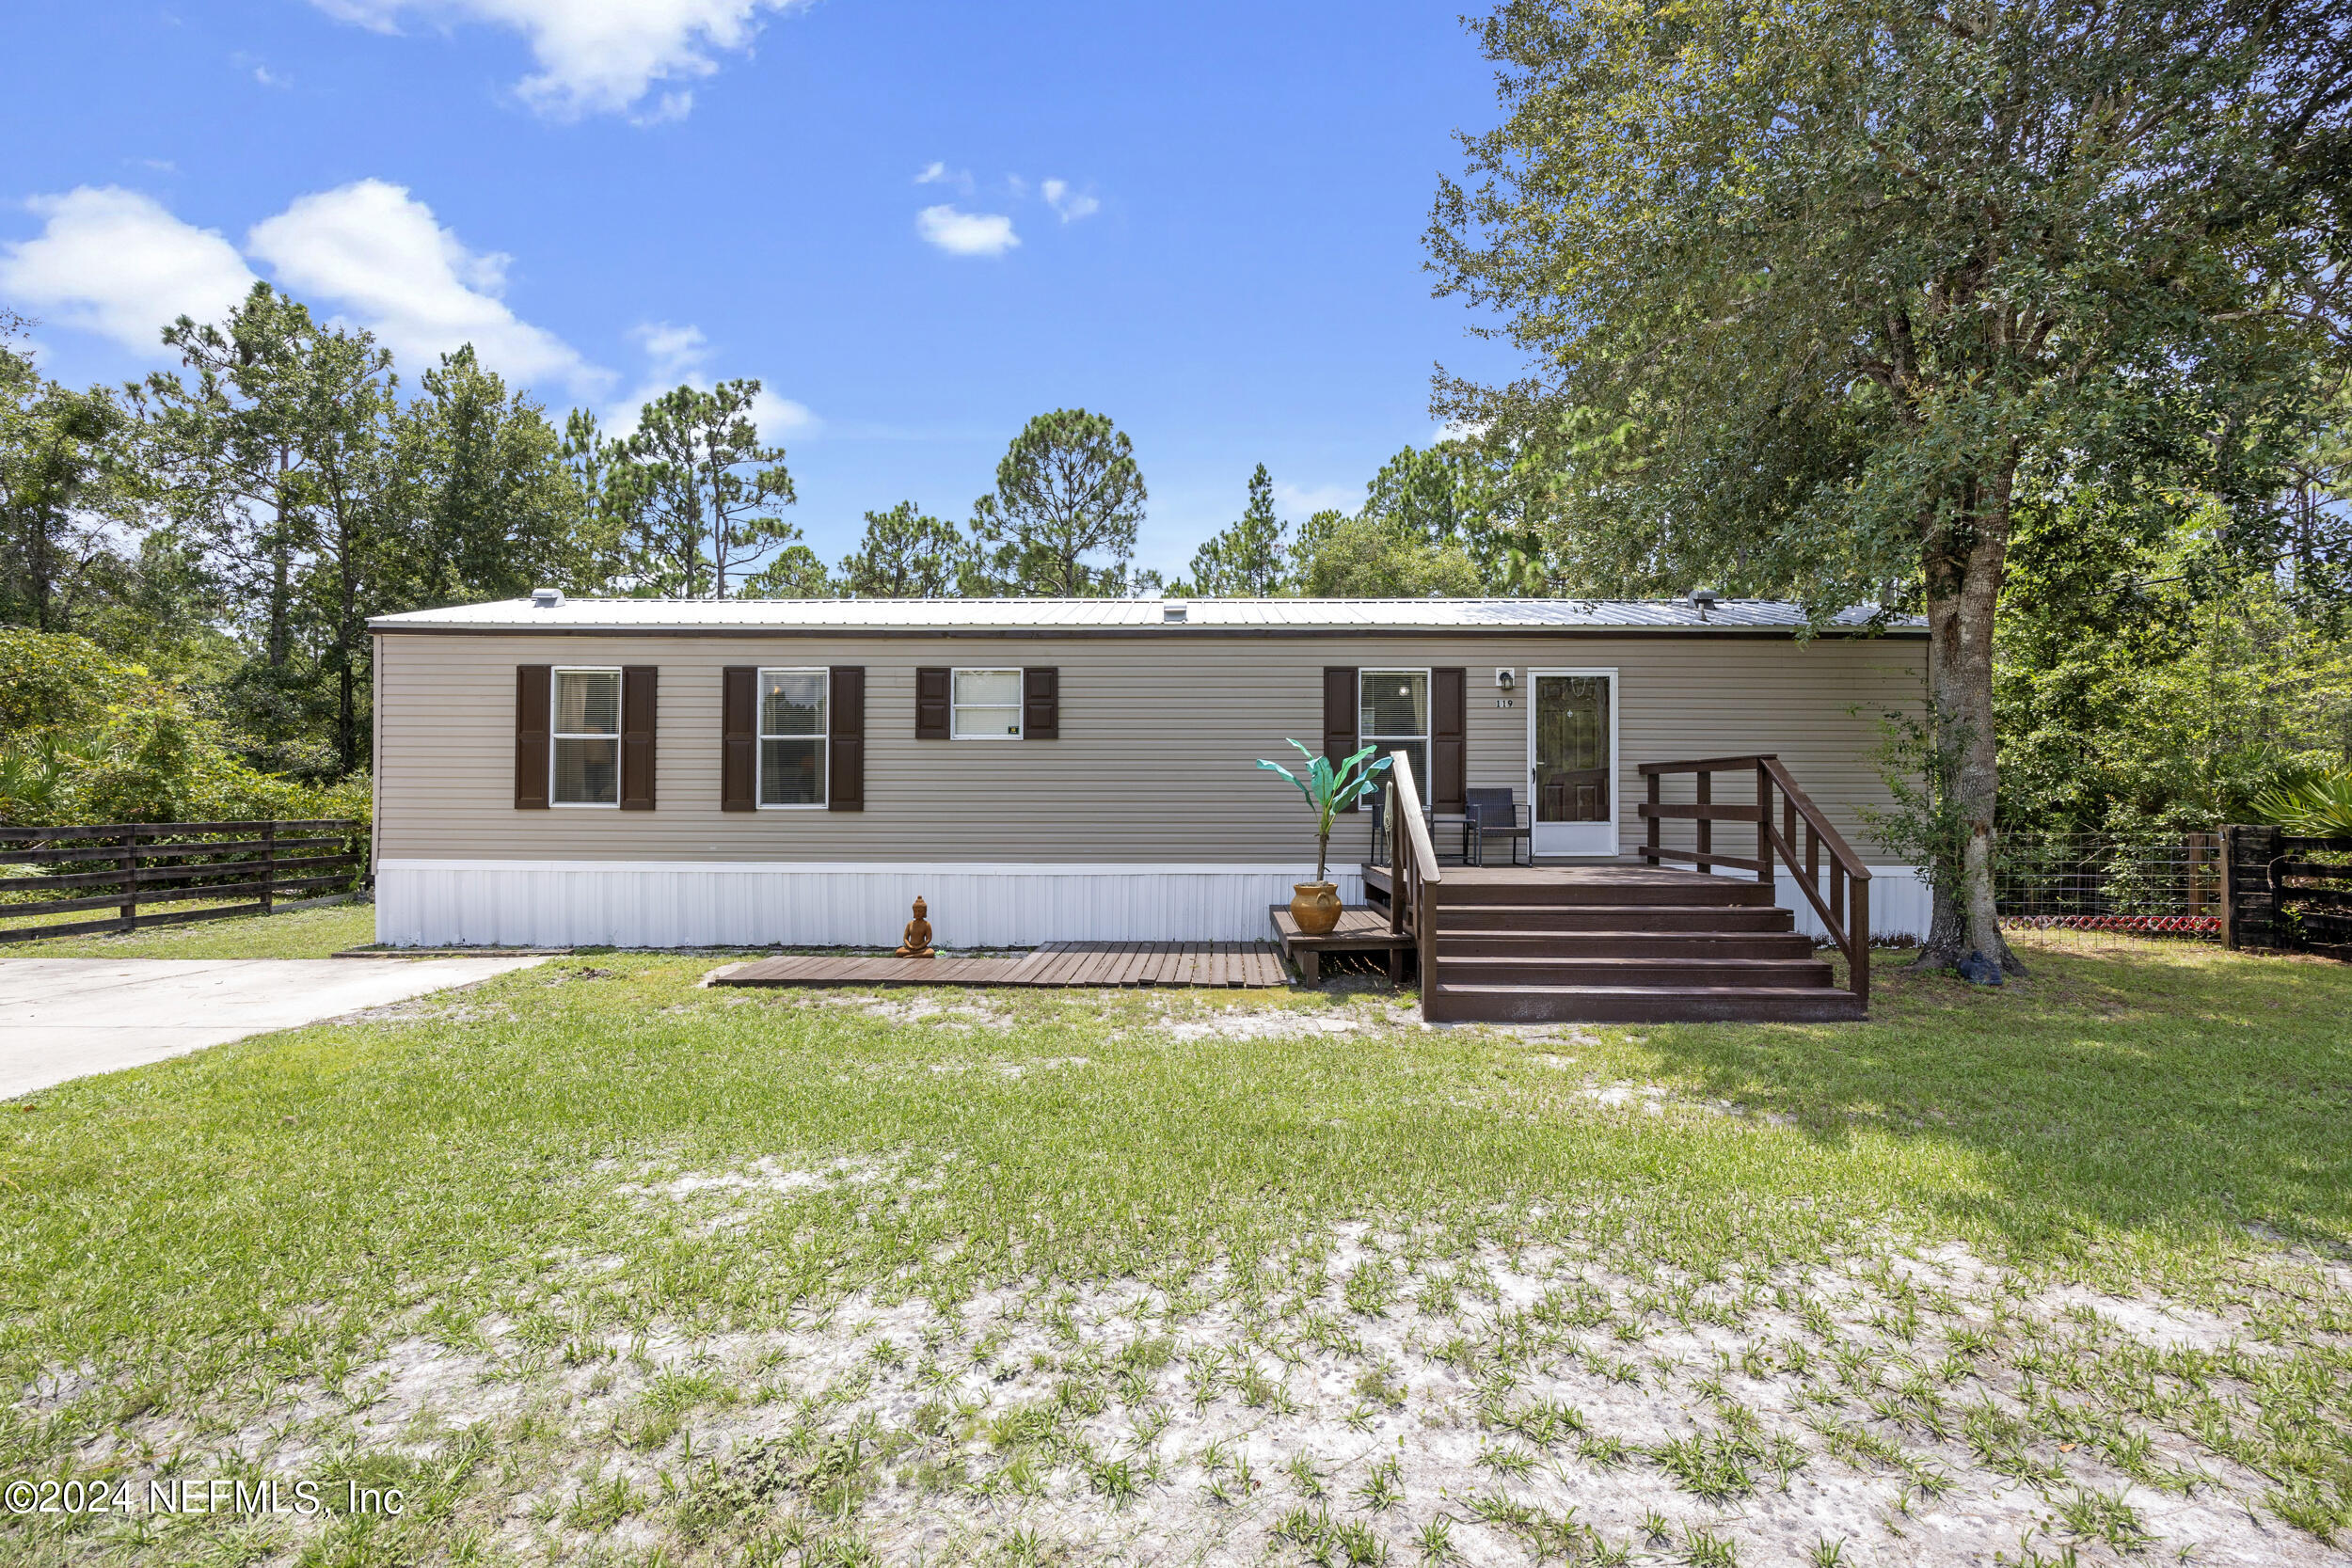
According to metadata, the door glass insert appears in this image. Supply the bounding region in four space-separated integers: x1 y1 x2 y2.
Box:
1534 674 1612 823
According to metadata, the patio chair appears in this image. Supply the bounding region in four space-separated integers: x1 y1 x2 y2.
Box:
1464 787 1532 867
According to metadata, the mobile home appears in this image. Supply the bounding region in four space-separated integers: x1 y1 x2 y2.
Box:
368 595 1928 958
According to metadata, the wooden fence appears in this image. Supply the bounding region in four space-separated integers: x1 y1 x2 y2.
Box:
0 819 366 944
2220 824 2352 960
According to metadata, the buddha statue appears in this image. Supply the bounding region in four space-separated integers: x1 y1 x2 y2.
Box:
895 896 934 958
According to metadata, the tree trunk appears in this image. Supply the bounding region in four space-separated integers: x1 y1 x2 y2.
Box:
28 505 56 632
267 544 291 669
339 656 357 776
1917 469 2024 975
336 555 358 776
266 453 294 671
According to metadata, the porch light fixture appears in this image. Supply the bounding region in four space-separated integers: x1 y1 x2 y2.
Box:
1495 668 1516 690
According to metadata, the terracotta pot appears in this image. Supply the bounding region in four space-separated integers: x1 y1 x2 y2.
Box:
1290 881 1343 936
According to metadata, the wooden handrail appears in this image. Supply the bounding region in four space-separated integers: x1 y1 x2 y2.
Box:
1386 751 1442 996
1758 757 1870 884
1639 753 1872 1010
1389 753 1441 889
1636 755 1783 777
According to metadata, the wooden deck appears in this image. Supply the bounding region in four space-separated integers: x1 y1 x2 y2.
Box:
1268 905 1412 985
711 941 1287 990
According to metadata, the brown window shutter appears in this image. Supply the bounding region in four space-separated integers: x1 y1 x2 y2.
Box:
1322 666 1359 813
515 665 550 809
828 666 865 811
722 666 756 811
620 666 658 810
915 666 950 739
1023 667 1059 739
1431 667 1467 816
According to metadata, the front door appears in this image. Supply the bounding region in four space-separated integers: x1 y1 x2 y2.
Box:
1529 671 1617 857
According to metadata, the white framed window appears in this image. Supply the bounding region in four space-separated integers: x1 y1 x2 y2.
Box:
952 668 1024 739
758 668 828 807
550 668 622 807
1360 669 1430 795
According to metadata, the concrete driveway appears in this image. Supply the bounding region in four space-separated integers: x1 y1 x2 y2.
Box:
0 957 546 1099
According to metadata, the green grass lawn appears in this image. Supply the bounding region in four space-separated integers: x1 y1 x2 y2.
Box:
0 900 376 959
1 936 2345 1565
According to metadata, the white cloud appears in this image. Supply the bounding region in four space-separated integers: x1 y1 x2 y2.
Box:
915 205 1018 258
309 0 802 120
246 178 596 389
748 386 817 440
633 319 709 382
608 320 816 445
1041 179 1100 223
1275 481 1358 517
0 186 259 356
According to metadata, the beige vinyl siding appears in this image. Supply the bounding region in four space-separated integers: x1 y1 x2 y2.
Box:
373 632 1923 863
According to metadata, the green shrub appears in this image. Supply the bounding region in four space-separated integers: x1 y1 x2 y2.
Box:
2253 770 2352 837
0 686 369 830
0 629 154 738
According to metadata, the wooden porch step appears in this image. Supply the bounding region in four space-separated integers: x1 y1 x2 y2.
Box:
1428 983 1867 1023
1435 903 1795 932
1436 930 1818 959
1359 858 1867 1022
1432 880 1774 909
1437 955 1836 989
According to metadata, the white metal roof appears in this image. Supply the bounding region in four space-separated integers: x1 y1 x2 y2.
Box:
372 596 1920 634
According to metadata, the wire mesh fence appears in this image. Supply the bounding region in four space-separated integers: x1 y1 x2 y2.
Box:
1994 832 2223 943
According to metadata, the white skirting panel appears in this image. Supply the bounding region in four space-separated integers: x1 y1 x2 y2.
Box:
373 860 1357 949
1720 863 1930 941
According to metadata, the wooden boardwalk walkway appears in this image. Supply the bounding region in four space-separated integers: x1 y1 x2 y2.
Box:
712 941 1287 990
1268 905 1411 985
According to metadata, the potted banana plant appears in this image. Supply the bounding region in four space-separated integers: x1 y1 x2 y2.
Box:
1255 739 1391 935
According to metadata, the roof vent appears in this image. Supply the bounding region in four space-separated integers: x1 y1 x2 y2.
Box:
1162 602 1188 624
531 587 564 609
1688 587 1718 622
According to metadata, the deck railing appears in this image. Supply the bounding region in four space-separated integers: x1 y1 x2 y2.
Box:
0 818 367 944
1385 752 1443 988
1638 755 1871 1008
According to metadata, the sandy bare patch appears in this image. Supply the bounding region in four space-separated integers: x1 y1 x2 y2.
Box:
61 1220 2340 1568
618 1155 891 1204
1157 1009 1367 1043
810 993 1016 1030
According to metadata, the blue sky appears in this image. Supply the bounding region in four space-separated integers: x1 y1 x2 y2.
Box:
1 0 1521 579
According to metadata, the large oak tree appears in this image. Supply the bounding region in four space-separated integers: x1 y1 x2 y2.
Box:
1430 0 2350 968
